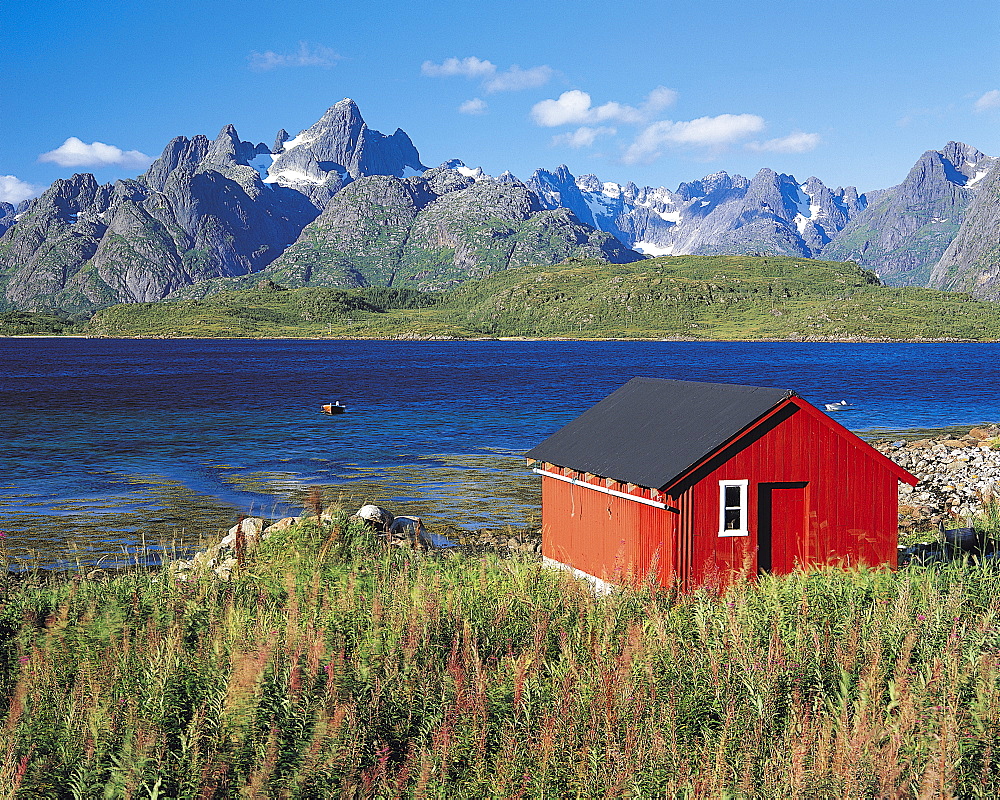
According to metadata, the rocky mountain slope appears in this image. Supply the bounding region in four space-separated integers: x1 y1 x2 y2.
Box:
257 166 638 291
928 158 1000 298
822 142 996 287
528 166 865 260
3 96 1000 312
0 100 637 312
0 201 28 237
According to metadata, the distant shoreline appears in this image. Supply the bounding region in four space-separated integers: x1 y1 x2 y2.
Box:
3 334 999 344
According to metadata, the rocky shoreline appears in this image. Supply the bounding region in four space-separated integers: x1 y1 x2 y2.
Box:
172 424 1000 579
173 511 543 580
872 424 1000 533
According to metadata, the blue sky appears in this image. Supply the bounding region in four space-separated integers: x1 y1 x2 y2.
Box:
2 0 999 204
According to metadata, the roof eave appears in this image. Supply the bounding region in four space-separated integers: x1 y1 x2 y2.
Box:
660 396 799 493
660 396 918 493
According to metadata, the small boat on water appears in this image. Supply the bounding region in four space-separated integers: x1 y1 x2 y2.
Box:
322 402 346 415
824 400 849 411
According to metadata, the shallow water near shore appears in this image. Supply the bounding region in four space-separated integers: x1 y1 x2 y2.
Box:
3 338 1000 568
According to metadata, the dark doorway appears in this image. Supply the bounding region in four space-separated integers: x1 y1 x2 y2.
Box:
757 482 809 574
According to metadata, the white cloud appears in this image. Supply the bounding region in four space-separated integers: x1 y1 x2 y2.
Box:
624 114 766 163
483 65 553 93
553 126 617 148
422 56 552 93
746 132 820 153
459 98 488 115
38 137 153 169
421 56 496 78
531 90 595 126
974 90 1000 112
0 175 41 204
531 86 676 127
642 86 679 114
249 42 341 71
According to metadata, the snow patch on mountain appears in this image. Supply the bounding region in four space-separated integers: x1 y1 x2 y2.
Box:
967 164 995 187
634 241 675 256
281 133 309 151
264 169 327 186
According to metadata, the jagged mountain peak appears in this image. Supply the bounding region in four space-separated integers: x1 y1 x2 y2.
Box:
676 171 747 201
202 124 269 173
939 140 987 168
930 155 1000 296
143 135 211 191
332 97 361 114
905 142 995 189
439 160 486 180
272 129 290 153
820 140 996 287
527 161 865 260
264 99 427 204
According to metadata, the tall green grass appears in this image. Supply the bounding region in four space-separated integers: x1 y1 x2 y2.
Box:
3 511 1000 797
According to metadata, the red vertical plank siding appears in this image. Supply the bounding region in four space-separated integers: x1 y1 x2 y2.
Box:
540 474 671 587
678 404 899 588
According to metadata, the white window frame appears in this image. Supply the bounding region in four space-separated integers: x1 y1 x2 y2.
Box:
718 480 749 537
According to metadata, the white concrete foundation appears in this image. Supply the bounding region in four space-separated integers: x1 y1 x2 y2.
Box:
542 556 617 596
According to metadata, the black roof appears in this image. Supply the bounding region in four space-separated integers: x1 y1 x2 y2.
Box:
526 377 795 489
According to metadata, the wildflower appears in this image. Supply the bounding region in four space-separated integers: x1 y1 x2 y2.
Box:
18 656 28 664
917 614 927 621
0 531 5 539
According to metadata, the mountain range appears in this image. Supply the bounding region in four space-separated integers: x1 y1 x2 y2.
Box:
528 141 999 295
2 98 999 313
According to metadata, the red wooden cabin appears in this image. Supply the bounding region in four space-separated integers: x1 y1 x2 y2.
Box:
526 378 917 591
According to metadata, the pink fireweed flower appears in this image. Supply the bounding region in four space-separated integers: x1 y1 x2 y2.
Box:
917 614 927 621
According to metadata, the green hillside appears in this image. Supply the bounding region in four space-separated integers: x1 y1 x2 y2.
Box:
84 255 1000 340
0 310 88 336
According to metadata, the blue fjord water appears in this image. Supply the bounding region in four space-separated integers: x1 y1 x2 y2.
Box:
2 337 1000 567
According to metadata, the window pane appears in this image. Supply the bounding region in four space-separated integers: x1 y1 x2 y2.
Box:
724 508 742 530
724 486 741 508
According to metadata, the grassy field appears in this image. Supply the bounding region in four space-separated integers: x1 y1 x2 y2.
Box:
73 255 1000 341
3 508 1000 797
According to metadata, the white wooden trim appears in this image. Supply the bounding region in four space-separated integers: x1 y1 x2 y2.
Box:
718 479 749 536
533 468 670 509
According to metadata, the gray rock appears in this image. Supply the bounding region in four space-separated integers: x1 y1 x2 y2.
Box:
823 142 995 287
876 431 1000 530
266 98 426 206
929 157 1000 298
528 164 865 260
262 169 641 291
0 202 18 237
272 129 290 154
353 504 394 529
